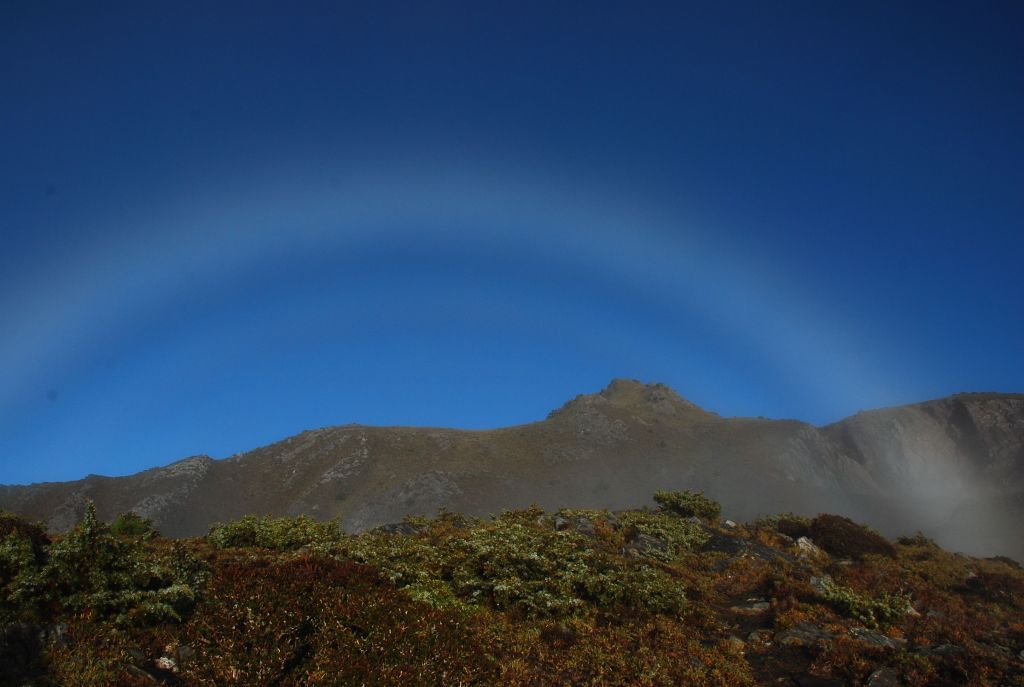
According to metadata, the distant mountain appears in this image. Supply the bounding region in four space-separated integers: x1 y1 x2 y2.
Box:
2 379 1022 559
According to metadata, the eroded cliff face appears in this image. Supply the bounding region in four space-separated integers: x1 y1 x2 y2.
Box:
2 381 1022 560
826 394 1024 495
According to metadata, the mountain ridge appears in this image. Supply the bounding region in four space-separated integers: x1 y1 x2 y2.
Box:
2 379 1022 560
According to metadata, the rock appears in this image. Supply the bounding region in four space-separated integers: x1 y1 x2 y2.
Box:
797 536 825 560
373 522 423 536
775 622 836 647
809 575 832 596
172 644 196 665
623 532 669 556
569 516 597 538
792 674 844 687
155 656 178 672
848 627 907 651
730 597 771 614
724 519 737 529
688 515 703 525
915 643 964 657
125 664 158 683
702 532 795 563
865 667 900 687
554 515 598 538
747 628 774 645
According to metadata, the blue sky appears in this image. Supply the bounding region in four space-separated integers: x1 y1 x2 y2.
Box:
2 2 1022 484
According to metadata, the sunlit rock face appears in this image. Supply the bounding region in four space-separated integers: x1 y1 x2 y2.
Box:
2 381 1022 560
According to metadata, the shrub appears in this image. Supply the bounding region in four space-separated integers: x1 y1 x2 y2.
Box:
27 502 203 625
350 511 687 619
809 514 895 560
0 512 49 559
653 490 721 521
615 509 710 561
207 514 345 550
770 513 811 540
0 512 50 621
481 615 755 687
818 576 910 629
897 531 938 548
960 570 1024 607
109 511 159 539
182 557 498 686
0 535 45 624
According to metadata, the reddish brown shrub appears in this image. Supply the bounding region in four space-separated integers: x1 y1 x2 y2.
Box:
960 570 1024 607
483 615 754 686
809 514 895 560
181 557 497 686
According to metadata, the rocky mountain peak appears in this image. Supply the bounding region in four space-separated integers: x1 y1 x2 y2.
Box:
547 379 710 421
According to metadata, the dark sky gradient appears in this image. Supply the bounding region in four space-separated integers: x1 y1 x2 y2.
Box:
2 2 1022 484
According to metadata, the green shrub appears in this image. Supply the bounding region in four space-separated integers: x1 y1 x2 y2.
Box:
109 511 159 539
616 509 710 561
0 512 50 621
818 576 910 629
26 502 203 625
208 514 345 550
445 516 686 618
0 511 49 559
350 510 687 619
0 529 46 624
897 531 938 548
653 490 721 521
809 514 895 560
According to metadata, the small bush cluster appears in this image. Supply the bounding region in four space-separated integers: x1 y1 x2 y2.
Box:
352 510 688 618
0 511 49 559
615 509 710 561
208 514 345 550
109 511 160 539
0 515 48 625
2 503 207 627
818 576 911 629
896 531 938 548
652 490 722 521
809 514 896 560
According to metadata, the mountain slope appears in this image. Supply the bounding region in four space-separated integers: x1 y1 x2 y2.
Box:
2 380 1022 559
